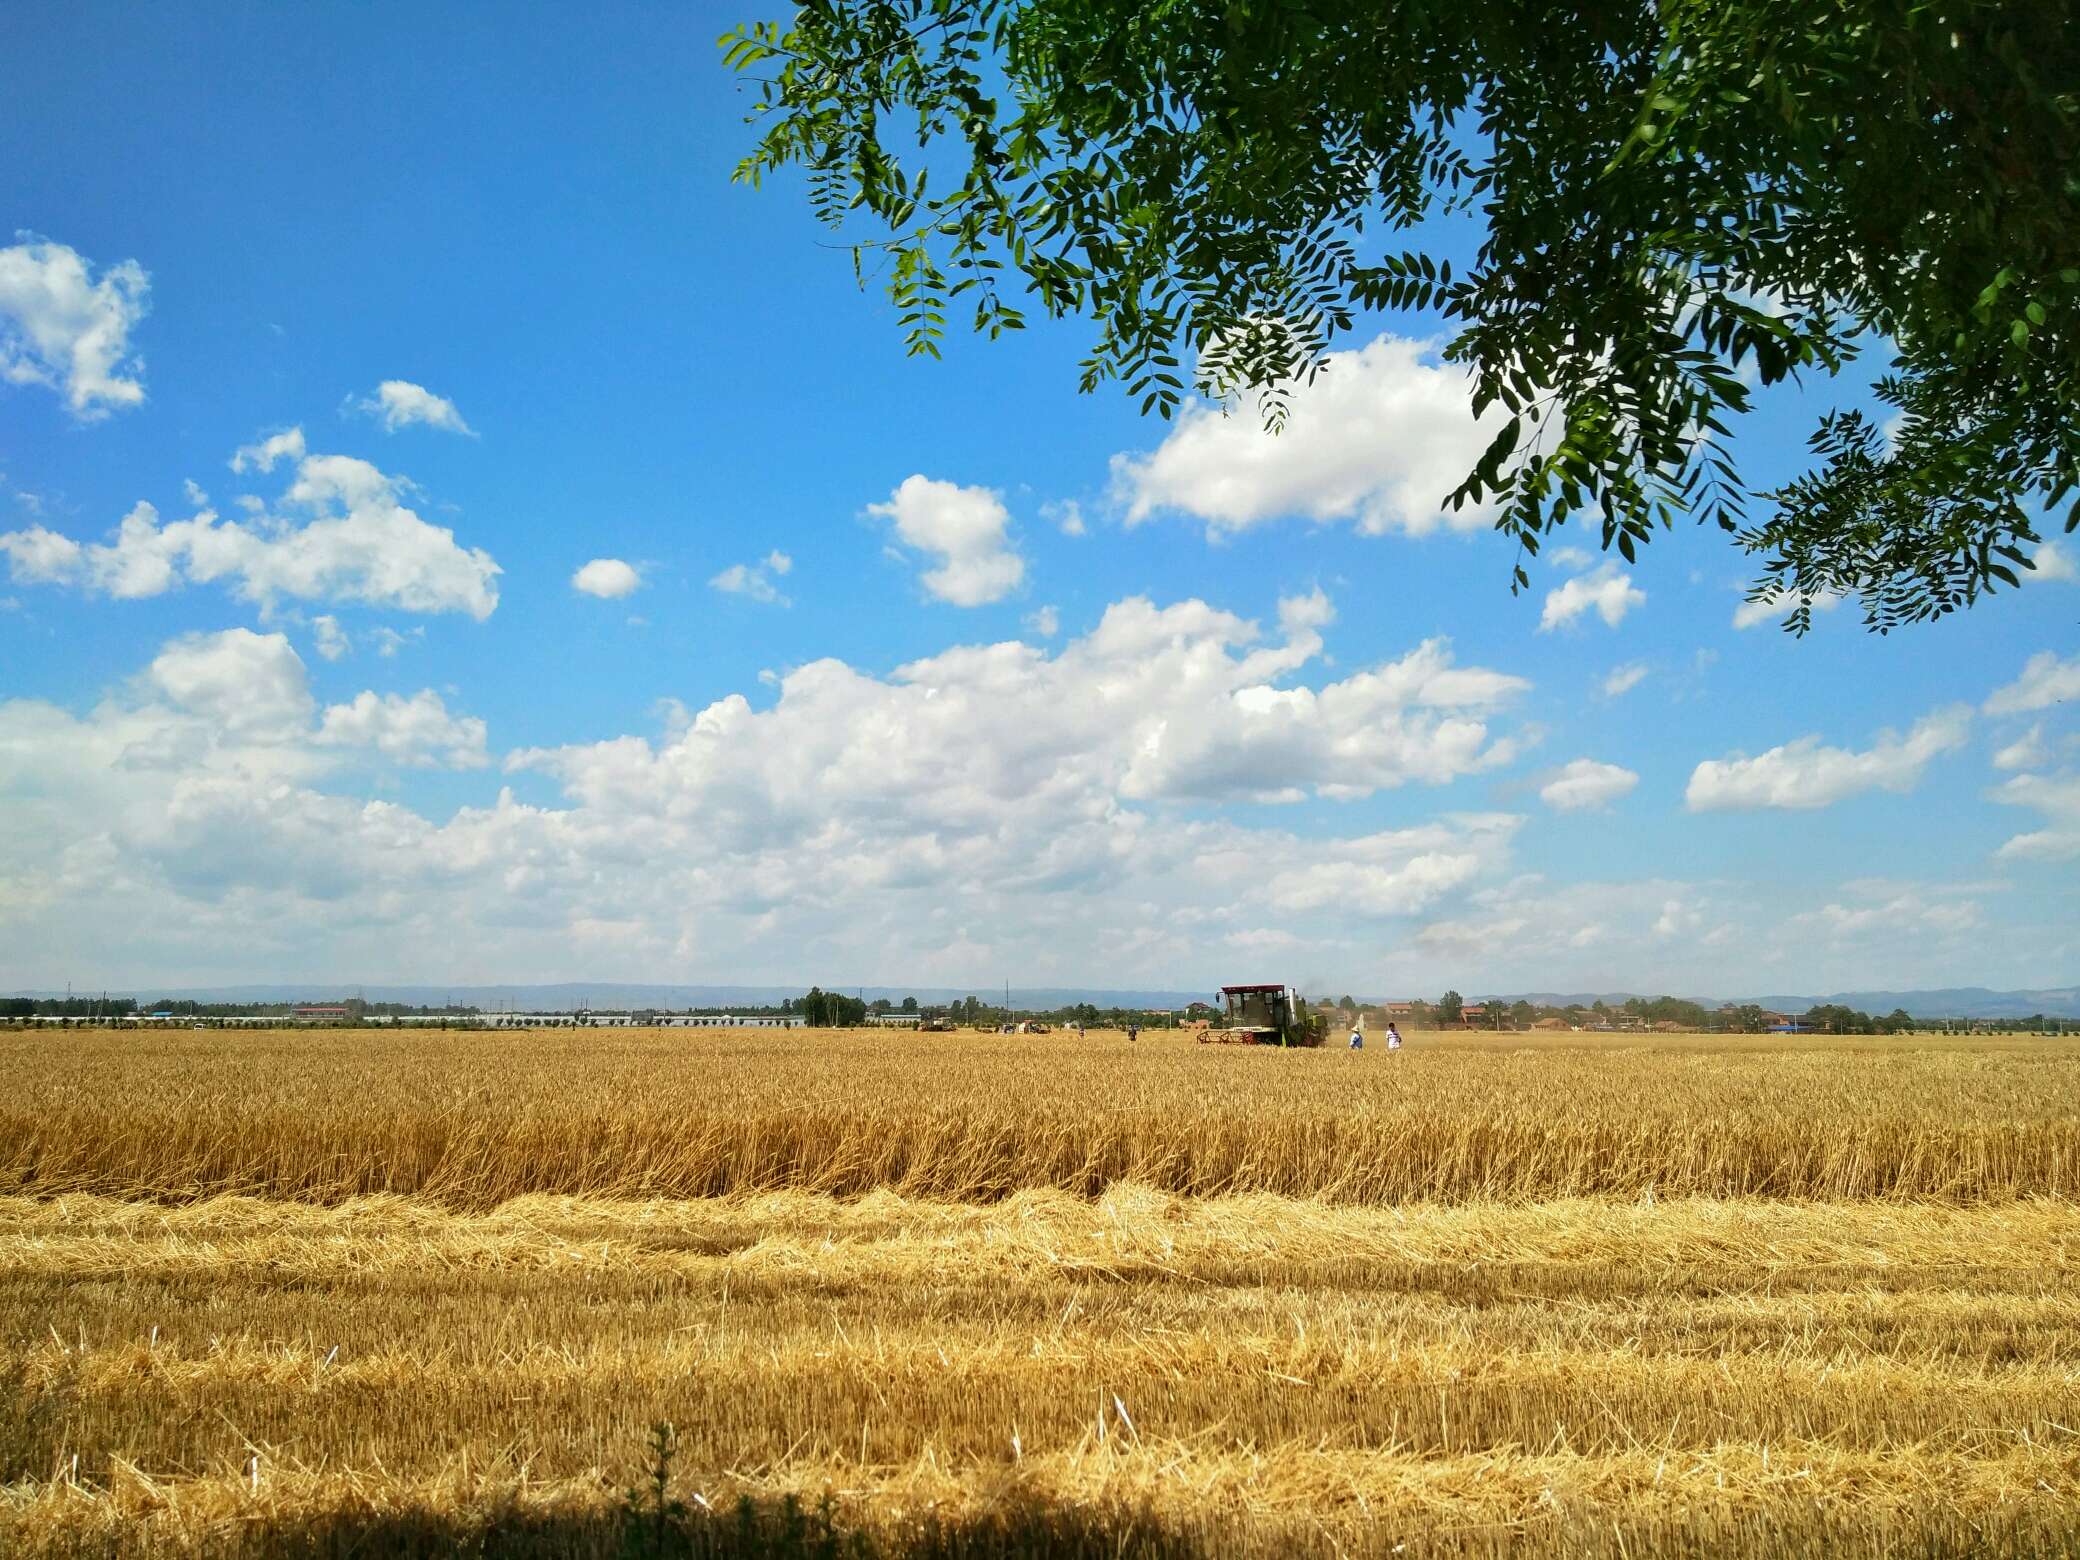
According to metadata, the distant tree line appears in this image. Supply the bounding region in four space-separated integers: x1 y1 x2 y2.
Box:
793 987 870 1026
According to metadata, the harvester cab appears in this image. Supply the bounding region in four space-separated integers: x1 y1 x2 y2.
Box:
1200 983 1327 1047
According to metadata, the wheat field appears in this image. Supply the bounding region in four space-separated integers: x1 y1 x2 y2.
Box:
3 1026 2077 1557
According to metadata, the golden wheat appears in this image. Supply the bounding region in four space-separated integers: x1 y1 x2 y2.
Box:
3 1028 2077 1557
3 1026 2075 1205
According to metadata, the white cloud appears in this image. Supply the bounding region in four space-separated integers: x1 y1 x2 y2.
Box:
517 591 1527 812
1651 898 1700 939
0 524 84 585
1372 869 2038 995
138 629 481 769
1787 892 1984 941
1685 706 1970 811
1044 500 1087 537
230 427 307 474
1601 662 1650 698
1989 772 2080 862
353 380 474 436
368 625 422 658
1985 652 2080 717
311 615 350 662
1404 876 1703 972
1993 724 2049 772
1111 335 1500 537
315 689 488 769
0 237 149 418
0 596 1537 987
1780 881 1988 940
0 444 501 619
1540 562 1645 631
869 475 1025 606
1547 545 1596 571
1539 758 1639 812
708 551 792 605
149 628 315 739
1732 586 1845 631
2028 541 2076 584
573 558 643 599
1024 605 1060 638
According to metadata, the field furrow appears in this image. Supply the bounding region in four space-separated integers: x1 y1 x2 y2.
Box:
4 1029 2078 1556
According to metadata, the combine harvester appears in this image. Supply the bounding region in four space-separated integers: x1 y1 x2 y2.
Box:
1198 983 1327 1047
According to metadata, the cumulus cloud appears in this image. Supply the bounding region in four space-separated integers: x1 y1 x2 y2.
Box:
1985 652 2080 717
1652 898 1702 939
1043 500 1087 537
0 443 500 619
1787 891 1984 941
150 628 315 739
0 525 85 586
1405 876 1706 971
573 558 643 599
1989 771 2080 861
2027 541 2076 584
1601 661 1650 698
311 615 350 661
0 237 150 418
1993 724 2049 772
0 595 1536 987
134 628 486 770
315 689 488 769
516 591 1527 812
1539 758 1639 812
1685 706 1970 811
1732 586 1845 631
708 551 791 605
230 427 307 474
1540 562 1645 631
1024 604 1060 638
351 380 475 435
1111 335 1499 537
869 475 1025 605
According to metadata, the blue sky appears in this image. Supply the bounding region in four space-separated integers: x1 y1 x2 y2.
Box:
2 2 2075 998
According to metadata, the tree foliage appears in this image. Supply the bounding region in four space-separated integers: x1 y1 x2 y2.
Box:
799 986 870 1025
726 0 2077 630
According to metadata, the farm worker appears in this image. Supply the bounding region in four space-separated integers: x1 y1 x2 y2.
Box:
1127 1024 1139 1043
1386 1023 1403 1054
1348 1017 1363 1049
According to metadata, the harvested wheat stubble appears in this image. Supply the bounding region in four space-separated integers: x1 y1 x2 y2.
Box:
4 1029 2078 1558
3 1027 2077 1205
4 1186 2079 1557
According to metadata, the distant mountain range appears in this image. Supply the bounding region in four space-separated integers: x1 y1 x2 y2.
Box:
12 981 2080 1018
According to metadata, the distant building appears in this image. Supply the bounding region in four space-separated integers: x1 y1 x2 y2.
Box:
292 1004 351 1020
477 1012 803 1030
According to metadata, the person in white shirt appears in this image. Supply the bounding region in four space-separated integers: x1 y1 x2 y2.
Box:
1385 1023 1404 1054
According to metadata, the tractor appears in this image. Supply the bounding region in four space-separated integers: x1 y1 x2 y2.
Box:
1197 983 1327 1047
